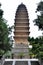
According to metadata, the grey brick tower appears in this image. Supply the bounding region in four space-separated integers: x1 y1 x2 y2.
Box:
13 3 30 58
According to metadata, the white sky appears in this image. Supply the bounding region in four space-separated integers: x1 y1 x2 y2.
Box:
0 0 43 38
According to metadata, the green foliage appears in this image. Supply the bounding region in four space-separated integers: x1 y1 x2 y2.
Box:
28 36 43 59
36 1 43 12
33 1 43 58
4 51 12 58
0 4 12 56
18 52 24 58
34 1 43 30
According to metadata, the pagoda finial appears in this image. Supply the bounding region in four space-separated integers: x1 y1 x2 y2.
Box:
21 2 24 5
21 2 23 4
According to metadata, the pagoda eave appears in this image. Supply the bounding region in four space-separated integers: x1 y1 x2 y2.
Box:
14 26 30 28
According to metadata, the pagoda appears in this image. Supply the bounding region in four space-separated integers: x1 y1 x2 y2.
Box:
13 3 30 58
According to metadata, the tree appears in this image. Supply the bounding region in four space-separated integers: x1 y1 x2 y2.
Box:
0 4 12 57
32 1 43 59
28 36 43 59
34 1 43 30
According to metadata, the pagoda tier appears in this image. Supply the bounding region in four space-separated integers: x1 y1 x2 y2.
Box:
14 22 29 24
14 18 29 21
14 30 30 32
14 35 29 38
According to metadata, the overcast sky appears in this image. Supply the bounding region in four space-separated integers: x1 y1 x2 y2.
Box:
0 0 43 38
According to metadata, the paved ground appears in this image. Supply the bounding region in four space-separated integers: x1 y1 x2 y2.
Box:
3 61 13 65
3 61 28 65
15 61 28 65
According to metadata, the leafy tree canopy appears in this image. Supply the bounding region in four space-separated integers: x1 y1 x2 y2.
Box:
34 1 43 30
0 4 12 56
28 36 43 59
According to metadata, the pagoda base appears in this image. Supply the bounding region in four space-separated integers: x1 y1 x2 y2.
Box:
12 43 30 59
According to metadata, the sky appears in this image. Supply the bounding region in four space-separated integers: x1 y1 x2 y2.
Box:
0 0 43 38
